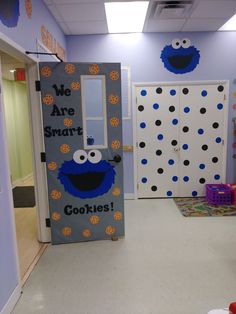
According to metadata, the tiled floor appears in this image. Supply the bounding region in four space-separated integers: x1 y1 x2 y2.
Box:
13 199 236 314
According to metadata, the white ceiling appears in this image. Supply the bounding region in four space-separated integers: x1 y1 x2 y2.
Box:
43 0 236 35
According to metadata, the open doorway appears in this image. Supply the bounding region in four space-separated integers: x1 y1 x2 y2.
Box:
0 51 47 283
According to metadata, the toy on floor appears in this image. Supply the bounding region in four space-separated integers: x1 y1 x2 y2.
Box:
229 301 236 314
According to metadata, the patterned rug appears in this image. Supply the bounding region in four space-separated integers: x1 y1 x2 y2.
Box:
174 197 236 217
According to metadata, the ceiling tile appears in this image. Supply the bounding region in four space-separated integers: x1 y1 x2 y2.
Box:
55 3 106 22
191 0 236 18
46 4 64 22
67 21 108 35
58 22 71 35
182 18 228 31
144 19 186 32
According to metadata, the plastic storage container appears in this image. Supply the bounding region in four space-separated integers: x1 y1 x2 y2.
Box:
226 184 236 205
206 184 232 205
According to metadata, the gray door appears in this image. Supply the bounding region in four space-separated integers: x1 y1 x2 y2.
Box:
39 62 124 244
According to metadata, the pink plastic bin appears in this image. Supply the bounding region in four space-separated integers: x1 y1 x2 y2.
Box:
206 184 232 205
226 184 236 205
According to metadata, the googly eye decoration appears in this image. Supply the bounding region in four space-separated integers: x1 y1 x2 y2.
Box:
160 38 200 74
58 149 116 199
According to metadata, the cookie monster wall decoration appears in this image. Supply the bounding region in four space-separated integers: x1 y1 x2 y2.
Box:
160 38 200 74
58 149 116 199
0 0 20 28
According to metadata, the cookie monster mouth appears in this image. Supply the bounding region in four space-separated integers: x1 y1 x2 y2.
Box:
65 171 106 191
168 54 193 69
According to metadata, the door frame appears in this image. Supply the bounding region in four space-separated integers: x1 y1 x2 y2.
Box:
132 80 229 199
0 30 50 244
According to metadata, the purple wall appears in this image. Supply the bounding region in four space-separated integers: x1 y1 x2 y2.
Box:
67 32 236 191
0 0 66 60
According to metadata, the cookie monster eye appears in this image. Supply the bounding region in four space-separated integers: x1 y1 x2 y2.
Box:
88 150 102 164
182 38 191 49
172 38 181 49
73 150 88 164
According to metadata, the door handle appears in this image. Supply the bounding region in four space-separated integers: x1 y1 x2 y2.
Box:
108 154 122 163
174 147 180 152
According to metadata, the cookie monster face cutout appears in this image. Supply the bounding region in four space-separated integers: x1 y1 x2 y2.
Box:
160 38 200 74
58 149 116 199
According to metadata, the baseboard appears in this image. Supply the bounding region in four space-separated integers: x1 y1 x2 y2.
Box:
124 193 134 200
0 284 21 314
12 173 33 188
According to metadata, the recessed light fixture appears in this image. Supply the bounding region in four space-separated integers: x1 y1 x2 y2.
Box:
104 1 149 34
218 13 236 31
9 69 15 73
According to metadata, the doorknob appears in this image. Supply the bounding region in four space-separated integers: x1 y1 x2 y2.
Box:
108 154 122 163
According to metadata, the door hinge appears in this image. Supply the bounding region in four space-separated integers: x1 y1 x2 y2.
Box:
35 80 41 92
222 139 224 145
40 152 46 162
137 183 139 190
224 94 226 101
45 218 51 228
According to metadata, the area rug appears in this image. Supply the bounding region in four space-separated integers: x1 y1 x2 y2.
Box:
174 197 236 217
12 186 35 208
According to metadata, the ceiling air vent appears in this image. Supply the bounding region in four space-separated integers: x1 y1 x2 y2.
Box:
151 1 193 19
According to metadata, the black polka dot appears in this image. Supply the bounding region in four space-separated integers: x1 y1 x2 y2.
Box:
157 168 164 174
156 87 162 94
199 178 206 184
169 106 175 112
139 142 146 148
138 105 144 112
183 126 189 133
155 120 162 126
182 88 189 95
90 152 95 157
200 108 206 114
156 150 162 156
80 156 85 160
212 157 218 163
183 160 190 166
151 185 157 191
212 122 219 129
218 85 224 92
202 144 208 151
171 140 178 146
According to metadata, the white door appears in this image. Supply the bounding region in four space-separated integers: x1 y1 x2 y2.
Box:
136 82 227 198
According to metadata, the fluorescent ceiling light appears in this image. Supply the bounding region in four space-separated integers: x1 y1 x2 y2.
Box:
105 1 149 34
218 13 236 31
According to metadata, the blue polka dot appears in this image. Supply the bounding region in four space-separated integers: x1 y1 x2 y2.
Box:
167 191 173 197
192 191 198 197
184 107 190 113
168 159 175 165
170 89 176 96
198 128 204 135
214 174 220 180
141 159 147 165
140 122 146 129
172 119 178 125
199 164 205 170
153 103 159 110
141 90 147 96
172 176 178 182
201 90 207 97
215 137 222 143
183 176 189 182
157 134 164 140
182 144 189 150
217 103 223 110
141 177 147 183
